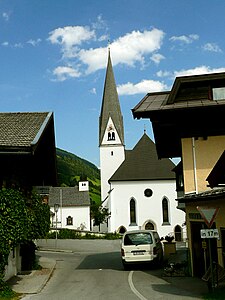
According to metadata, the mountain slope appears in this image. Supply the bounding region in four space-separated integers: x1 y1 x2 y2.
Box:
56 148 101 204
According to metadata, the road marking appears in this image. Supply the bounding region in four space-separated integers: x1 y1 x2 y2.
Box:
128 271 148 300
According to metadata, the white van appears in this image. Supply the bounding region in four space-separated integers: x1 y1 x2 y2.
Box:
121 230 163 269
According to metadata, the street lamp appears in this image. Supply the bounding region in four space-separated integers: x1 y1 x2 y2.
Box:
54 203 59 248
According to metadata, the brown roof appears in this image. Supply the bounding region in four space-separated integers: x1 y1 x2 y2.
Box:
109 133 175 182
0 112 51 150
49 186 90 207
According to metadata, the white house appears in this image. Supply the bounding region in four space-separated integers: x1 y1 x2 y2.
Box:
49 183 90 231
99 51 186 240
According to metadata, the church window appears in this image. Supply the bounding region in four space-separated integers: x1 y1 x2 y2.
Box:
174 225 182 241
111 132 115 140
145 222 154 230
162 197 170 225
130 198 137 225
144 188 153 197
67 216 73 226
111 151 113 156
108 132 111 140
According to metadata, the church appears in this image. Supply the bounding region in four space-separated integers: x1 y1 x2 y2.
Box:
99 51 186 240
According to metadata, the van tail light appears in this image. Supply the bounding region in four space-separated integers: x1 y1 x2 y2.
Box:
121 248 125 257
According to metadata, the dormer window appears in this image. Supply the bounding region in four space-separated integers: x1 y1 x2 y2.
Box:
212 87 225 100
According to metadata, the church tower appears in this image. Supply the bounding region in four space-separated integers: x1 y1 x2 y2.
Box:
99 50 125 207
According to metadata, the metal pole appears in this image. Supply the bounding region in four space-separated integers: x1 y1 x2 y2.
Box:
55 211 58 248
209 239 215 292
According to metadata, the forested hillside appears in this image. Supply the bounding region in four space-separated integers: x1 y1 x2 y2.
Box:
56 148 101 204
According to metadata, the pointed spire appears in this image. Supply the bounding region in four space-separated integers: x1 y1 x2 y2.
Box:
99 50 124 146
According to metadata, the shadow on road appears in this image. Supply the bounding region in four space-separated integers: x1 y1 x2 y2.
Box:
76 251 123 270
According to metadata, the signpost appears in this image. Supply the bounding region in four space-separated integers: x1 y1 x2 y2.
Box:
197 206 220 291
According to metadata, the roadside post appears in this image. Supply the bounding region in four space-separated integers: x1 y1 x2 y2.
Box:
54 203 60 248
197 206 220 291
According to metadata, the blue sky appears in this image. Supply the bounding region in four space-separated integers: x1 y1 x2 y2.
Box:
1 0 225 167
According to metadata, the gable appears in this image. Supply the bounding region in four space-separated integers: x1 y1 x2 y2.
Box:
109 133 175 182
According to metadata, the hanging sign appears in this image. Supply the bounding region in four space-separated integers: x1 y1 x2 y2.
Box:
197 206 219 228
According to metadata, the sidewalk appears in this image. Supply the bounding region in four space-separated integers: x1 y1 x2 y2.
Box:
7 256 56 294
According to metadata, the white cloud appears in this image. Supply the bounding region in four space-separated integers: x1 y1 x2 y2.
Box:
90 88 97 94
202 43 222 53
1 41 9 46
52 66 81 81
48 26 95 58
48 26 165 79
117 79 168 95
2 12 10 21
156 70 171 77
174 66 225 77
80 28 165 74
150 53 165 64
27 38 42 47
169 34 199 44
14 43 23 48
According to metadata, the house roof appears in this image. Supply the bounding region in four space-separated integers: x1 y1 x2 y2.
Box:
178 187 225 203
99 51 124 145
0 112 52 152
48 186 90 207
132 72 225 159
109 133 175 182
206 150 225 188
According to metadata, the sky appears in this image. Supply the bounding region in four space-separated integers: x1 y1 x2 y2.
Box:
1 0 225 167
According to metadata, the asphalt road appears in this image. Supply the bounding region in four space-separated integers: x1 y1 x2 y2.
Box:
22 240 204 300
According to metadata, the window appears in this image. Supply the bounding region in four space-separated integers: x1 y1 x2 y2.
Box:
162 197 169 224
145 222 154 230
144 188 153 197
67 216 73 226
174 225 182 241
130 198 136 225
212 87 225 100
108 132 111 140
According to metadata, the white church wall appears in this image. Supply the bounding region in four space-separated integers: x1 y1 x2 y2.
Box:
108 180 186 240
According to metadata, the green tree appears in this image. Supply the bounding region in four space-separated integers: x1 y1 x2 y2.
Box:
0 188 50 289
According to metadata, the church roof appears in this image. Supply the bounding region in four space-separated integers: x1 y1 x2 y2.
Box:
48 186 90 207
99 51 124 145
109 133 175 182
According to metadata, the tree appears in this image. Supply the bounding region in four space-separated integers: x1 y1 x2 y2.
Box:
90 200 110 227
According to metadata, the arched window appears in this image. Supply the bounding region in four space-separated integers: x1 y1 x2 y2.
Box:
111 132 115 140
107 132 111 140
174 225 182 241
118 226 126 234
162 197 169 224
130 198 136 225
67 216 73 226
145 222 154 230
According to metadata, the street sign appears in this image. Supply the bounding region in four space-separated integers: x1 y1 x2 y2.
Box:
197 206 220 228
200 229 219 239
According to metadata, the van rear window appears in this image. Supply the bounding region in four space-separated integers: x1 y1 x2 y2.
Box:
124 233 153 245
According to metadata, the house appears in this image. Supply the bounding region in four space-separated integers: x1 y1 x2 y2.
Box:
132 72 225 277
48 183 91 231
1 111 57 280
0 112 57 190
99 51 186 238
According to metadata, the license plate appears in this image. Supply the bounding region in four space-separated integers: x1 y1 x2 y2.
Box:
133 251 144 255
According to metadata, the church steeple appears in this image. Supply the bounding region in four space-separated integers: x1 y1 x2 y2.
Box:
99 50 124 146
99 50 125 207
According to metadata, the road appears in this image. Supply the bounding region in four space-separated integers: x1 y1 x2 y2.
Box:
22 239 204 300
